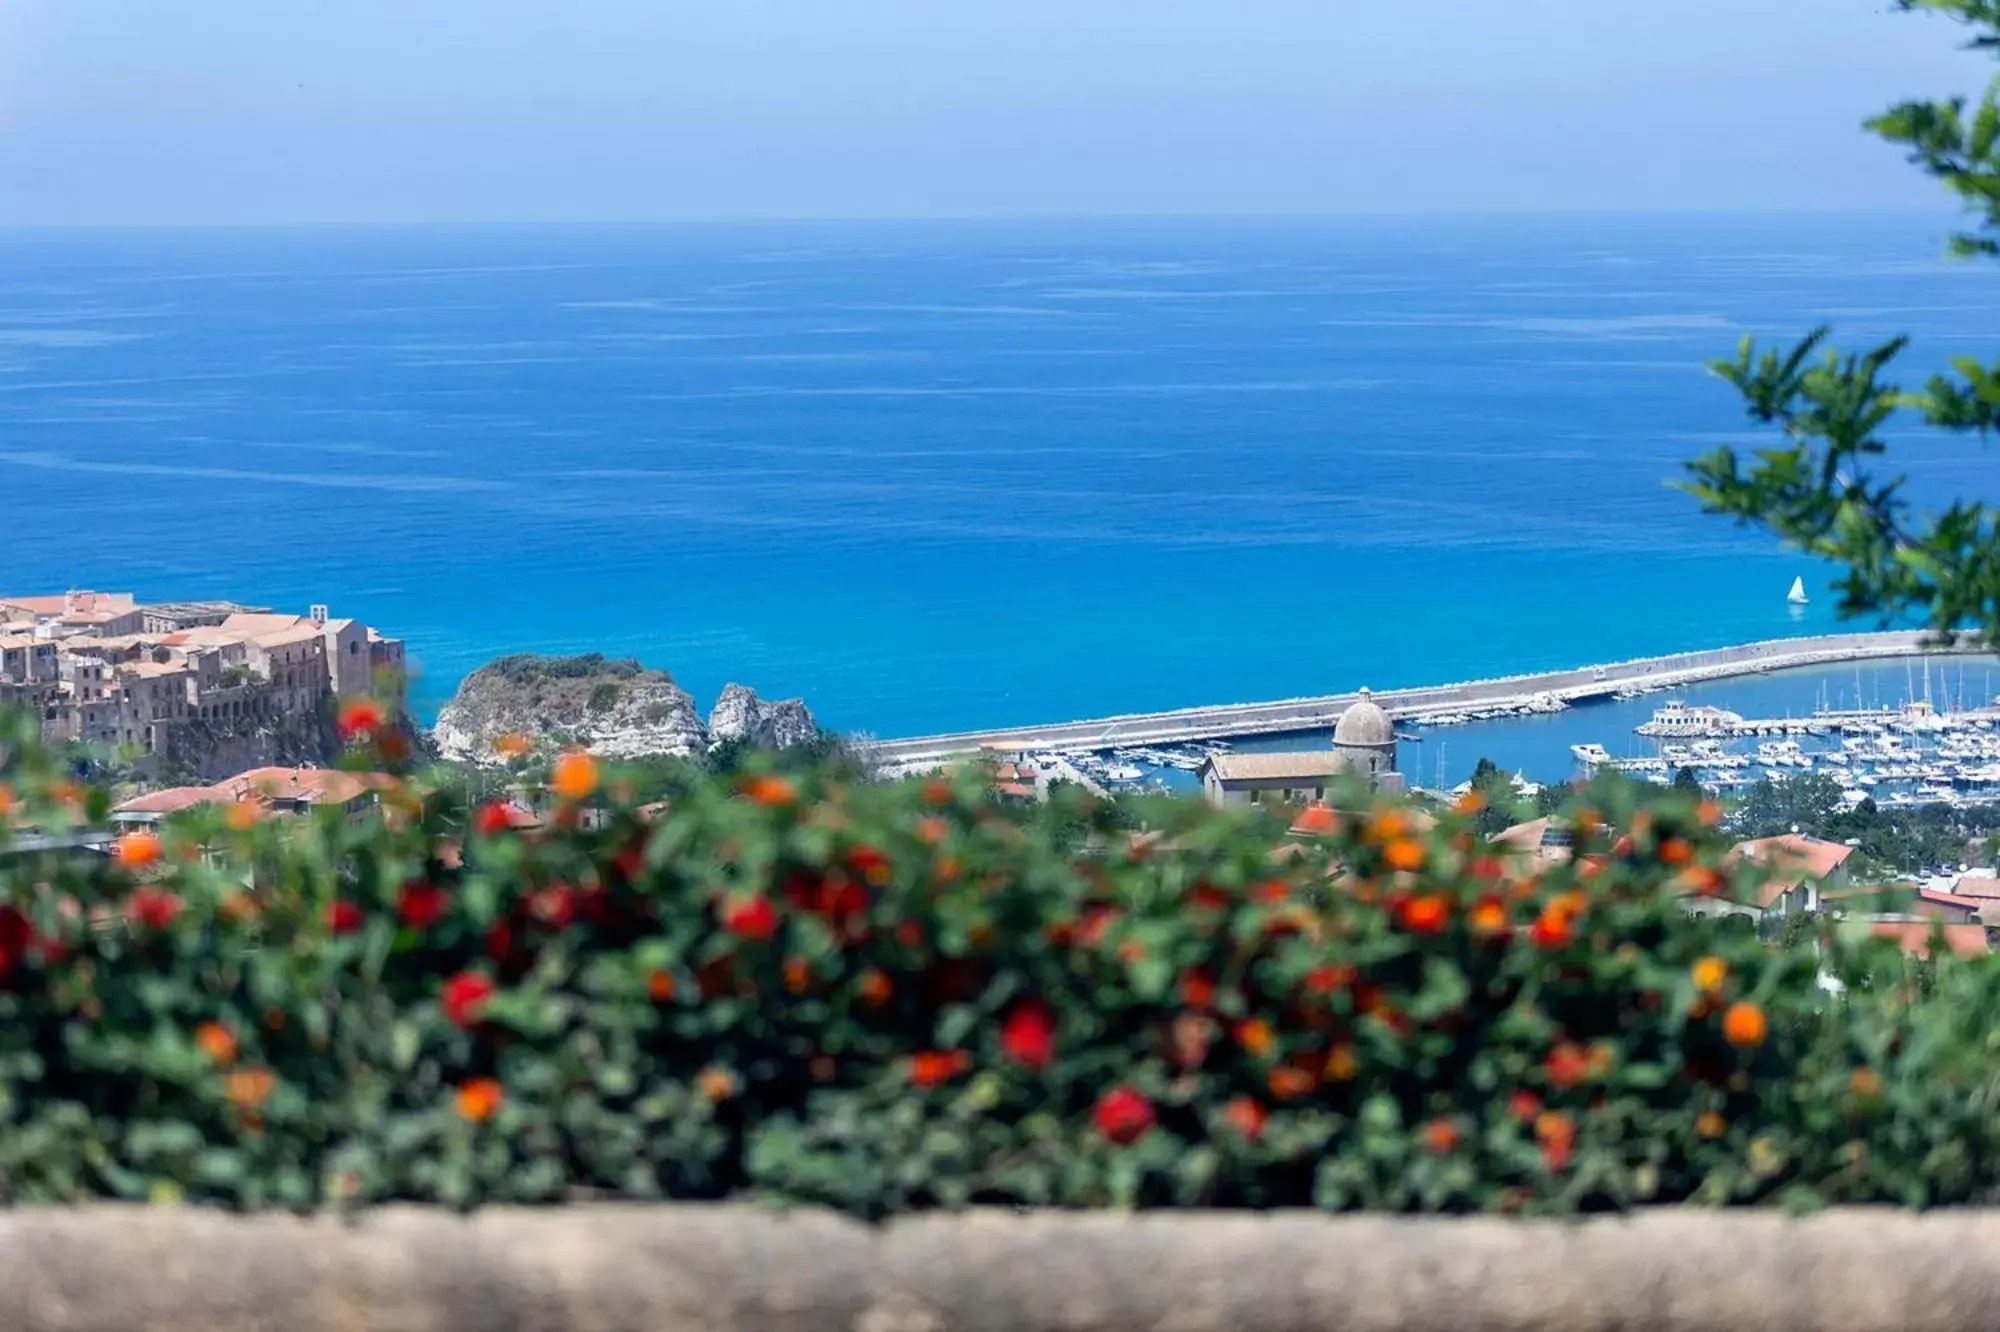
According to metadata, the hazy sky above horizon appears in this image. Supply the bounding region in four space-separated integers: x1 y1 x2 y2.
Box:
0 0 1990 226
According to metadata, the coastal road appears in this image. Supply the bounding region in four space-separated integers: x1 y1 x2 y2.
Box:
864 630 1979 770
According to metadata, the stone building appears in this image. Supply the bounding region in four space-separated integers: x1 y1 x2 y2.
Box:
1199 689 1406 808
0 588 406 760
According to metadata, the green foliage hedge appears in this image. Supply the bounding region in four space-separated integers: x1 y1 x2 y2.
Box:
0 710 1996 1216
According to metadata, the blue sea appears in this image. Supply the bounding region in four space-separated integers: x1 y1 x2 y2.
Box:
2 214 1997 773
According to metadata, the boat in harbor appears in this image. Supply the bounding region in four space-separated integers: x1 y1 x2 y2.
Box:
1787 576 1809 606
1570 742 1612 770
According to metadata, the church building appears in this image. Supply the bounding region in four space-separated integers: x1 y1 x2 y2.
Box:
1197 688 1406 808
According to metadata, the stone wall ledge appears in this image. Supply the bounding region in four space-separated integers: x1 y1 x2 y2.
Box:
0 1204 1992 1332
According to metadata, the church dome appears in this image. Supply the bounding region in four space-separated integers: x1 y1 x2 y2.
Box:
1333 688 1394 748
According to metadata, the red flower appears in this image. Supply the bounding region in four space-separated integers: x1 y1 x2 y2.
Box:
999 999 1057 1069
1093 1086 1156 1145
527 884 575 929
335 697 386 741
1305 964 1356 996
722 894 778 942
487 920 515 962
1545 1041 1591 1090
441 971 496 1028
472 801 514 837
1509 1089 1543 1122
845 845 892 885
0 906 36 972
1180 969 1217 1009
1420 1118 1460 1155
1397 893 1450 934
325 900 366 935
908 1049 971 1088
128 887 182 931
398 881 447 929
922 778 953 806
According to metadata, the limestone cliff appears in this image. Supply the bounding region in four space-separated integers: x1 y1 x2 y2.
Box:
432 654 709 762
706 683 819 751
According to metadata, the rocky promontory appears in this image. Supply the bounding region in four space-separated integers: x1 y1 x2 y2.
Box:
707 682 819 751
431 654 819 762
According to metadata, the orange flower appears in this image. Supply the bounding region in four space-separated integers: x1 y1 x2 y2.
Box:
1528 903 1575 950
455 1077 504 1123
646 969 676 1003
224 799 259 832
1695 1110 1726 1140
922 778 954 805
909 1049 971 1088
194 1021 238 1065
743 774 798 808
1677 864 1727 898
224 1066 276 1111
1235 1018 1276 1058
1221 1095 1268 1142
1535 1109 1576 1170
113 829 162 871
1697 799 1724 827
1657 837 1693 866
696 1065 738 1102
915 816 949 846
1268 1065 1316 1100
1364 807 1410 845
1691 956 1728 994
1383 838 1426 873
550 749 599 802
1249 878 1290 905
1323 1043 1358 1081
0 783 12 817
856 969 893 1007
1398 893 1449 934
1849 1067 1882 1100
493 732 533 760
1454 789 1487 816
1508 1089 1542 1122
1721 1000 1768 1049
782 957 813 994
1420 1117 1460 1155
1469 895 1510 937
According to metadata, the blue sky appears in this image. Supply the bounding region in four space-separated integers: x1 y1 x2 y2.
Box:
0 0 1988 224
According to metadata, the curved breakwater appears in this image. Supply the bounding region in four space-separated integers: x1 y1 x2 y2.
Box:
867 631 1976 771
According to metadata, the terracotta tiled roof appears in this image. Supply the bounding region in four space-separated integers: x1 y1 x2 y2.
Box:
1732 834 1854 881
1203 752 1349 782
220 613 309 635
1865 921 1991 959
216 767 391 806
112 787 224 816
1949 873 2000 899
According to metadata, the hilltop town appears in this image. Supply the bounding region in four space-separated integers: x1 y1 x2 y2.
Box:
0 589 404 778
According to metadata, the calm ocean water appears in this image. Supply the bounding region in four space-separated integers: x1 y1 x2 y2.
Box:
2 215 1996 760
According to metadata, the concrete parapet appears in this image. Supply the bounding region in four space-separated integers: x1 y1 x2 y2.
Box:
1 1204 1996 1331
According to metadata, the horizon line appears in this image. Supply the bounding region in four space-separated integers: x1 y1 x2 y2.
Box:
0 205 1964 234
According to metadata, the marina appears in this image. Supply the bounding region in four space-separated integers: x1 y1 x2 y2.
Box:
872 631 2000 805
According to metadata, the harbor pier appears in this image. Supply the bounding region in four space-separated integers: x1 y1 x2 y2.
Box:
865 631 1983 771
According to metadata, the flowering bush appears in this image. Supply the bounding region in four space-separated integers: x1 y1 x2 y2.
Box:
0 709 1995 1216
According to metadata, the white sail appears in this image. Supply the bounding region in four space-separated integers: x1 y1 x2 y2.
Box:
1786 576 1809 605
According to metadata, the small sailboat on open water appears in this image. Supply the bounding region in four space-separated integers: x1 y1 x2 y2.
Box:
1787 576 1809 606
